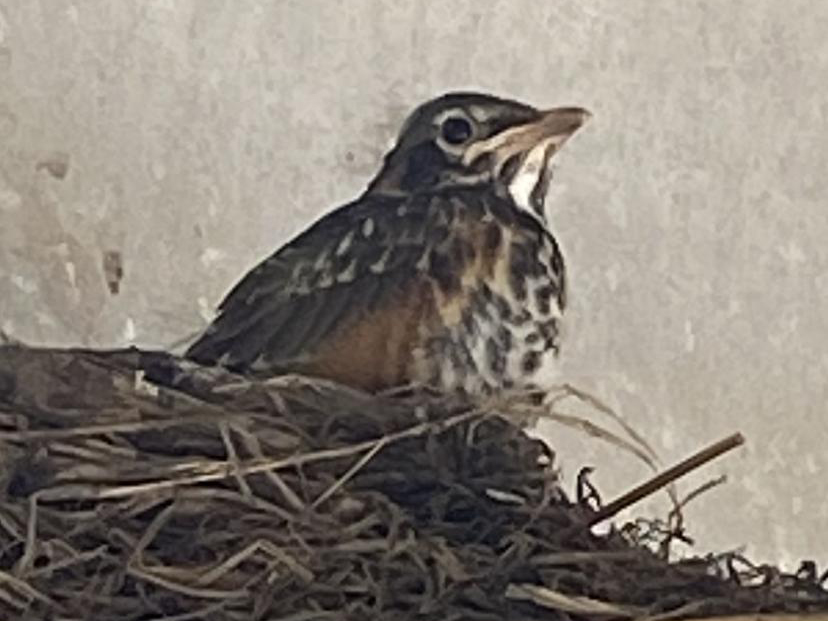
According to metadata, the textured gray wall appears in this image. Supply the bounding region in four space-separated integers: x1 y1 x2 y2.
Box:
1 1 826 566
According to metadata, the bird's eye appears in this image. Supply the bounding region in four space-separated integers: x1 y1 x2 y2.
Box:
440 116 473 145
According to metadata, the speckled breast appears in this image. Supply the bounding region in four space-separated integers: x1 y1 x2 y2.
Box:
409 190 566 395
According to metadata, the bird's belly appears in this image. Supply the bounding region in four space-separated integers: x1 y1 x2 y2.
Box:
416 277 563 396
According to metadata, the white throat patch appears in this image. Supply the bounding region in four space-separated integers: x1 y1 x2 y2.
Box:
507 141 554 221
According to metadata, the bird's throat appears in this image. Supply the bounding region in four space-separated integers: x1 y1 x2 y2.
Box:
506 142 556 221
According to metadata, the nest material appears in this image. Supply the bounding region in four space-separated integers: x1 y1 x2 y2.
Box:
0 345 826 621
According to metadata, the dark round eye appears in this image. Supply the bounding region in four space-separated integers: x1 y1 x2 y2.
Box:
440 116 473 145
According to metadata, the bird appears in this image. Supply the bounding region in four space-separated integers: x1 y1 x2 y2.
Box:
185 92 590 396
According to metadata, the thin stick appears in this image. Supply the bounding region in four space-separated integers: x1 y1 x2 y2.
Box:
589 432 745 527
311 436 389 509
36 409 482 502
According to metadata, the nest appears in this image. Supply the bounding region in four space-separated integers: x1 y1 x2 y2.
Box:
0 345 826 621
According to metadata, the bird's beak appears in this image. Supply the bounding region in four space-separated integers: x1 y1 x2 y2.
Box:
462 106 591 175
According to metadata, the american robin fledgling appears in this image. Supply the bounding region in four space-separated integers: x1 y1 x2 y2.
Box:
186 92 590 395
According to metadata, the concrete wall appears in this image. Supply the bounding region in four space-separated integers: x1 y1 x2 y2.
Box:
1 1 825 567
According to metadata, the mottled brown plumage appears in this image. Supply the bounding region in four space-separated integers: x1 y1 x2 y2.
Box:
186 92 589 394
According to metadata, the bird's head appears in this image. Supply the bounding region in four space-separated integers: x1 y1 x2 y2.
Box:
366 92 590 219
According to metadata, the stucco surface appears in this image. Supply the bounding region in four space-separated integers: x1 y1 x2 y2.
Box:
0 1 826 566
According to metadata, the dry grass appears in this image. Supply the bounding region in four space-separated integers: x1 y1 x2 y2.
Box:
0 345 826 621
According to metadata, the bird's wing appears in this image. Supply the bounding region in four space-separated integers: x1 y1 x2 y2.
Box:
185 192 455 372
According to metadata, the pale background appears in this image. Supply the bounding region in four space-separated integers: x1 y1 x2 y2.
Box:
0 1 825 567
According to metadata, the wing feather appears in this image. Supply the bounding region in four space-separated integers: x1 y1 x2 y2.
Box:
185 193 444 372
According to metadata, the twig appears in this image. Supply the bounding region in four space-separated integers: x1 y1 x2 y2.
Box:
589 432 745 527
542 384 683 516
35 410 483 502
195 539 313 586
667 474 729 534
126 565 248 600
0 569 60 609
219 421 253 499
506 582 645 617
15 493 39 577
310 436 389 509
